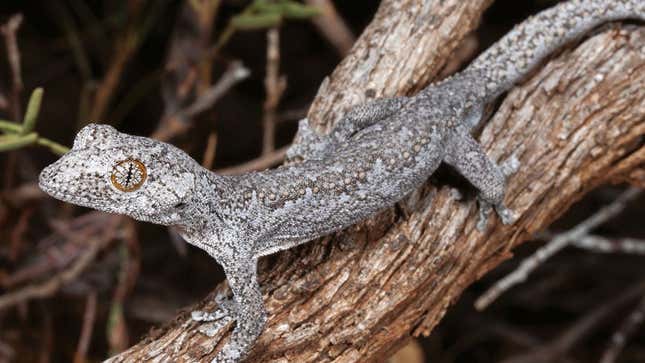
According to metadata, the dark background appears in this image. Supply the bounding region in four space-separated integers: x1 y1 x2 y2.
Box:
0 1 643 362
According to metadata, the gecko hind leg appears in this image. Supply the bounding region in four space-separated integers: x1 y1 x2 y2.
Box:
443 127 519 230
286 97 409 162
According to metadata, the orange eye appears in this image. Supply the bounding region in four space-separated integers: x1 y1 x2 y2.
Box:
111 159 147 192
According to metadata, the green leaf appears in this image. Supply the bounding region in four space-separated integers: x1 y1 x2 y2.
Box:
22 87 44 134
0 133 38 152
231 12 282 30
249 0 277 13
0 120 23 133
281 1 319 19
36 137 70 155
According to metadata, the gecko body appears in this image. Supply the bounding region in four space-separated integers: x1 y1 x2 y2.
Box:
38 0 644 361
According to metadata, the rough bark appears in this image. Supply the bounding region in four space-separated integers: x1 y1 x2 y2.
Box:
106 0 644 361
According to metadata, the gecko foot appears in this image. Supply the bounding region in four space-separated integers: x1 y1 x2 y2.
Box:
450 187 464 201
495 203 518 225
477 199 517 231
477 199 493 231
191 292 237 337
196 316 234 337
476 154 520 230
211 343 243 363
501 154 520 177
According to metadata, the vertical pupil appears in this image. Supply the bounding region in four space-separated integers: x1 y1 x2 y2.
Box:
125 163 133 185
111 159 146 192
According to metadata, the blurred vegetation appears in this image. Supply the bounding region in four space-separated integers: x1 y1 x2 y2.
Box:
0 88 69 155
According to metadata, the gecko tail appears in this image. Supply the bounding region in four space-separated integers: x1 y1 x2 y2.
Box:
464 0 644 102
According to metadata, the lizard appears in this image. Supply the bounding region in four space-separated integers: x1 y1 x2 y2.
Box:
38 0 644 361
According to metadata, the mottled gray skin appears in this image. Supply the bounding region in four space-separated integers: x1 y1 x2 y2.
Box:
38 0 644 361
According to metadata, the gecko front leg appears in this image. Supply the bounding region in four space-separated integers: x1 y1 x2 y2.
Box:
192 250 266 363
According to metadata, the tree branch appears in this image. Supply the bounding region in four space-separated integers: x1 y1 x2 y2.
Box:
106 0 644 361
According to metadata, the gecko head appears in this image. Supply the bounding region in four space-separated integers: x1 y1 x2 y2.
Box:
39 123 199 226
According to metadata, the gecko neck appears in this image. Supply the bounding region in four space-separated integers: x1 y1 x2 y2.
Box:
171 168 235 246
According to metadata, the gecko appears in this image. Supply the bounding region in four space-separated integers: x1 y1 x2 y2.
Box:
38 0 644 361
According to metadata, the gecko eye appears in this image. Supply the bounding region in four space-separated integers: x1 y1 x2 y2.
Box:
110 159 147 192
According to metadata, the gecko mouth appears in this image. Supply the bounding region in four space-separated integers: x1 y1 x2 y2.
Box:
38 175 79 204
38 164 88 206
39 177 111 212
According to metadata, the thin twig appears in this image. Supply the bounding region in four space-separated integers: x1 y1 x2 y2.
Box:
262 27 286 155
305 0 355 56
40 308 53 363
88 32 138 122
9 207 32 261
191 0 221 92
0 241 102 310
107 221 140 353
500 280 645 363
537 231 645 255
1 14 24 121
600 294 645 363
51 2 93 81
74 291 97 363
0 93 8 110
0 218 120 311
573 235 645 254
182 62 250 119
202 131 218 169
153 61 249 141
216 145 288 175
278 106 309 123
1 213 113 288
0 339 15 361
476 187 642 310
88 1 168 122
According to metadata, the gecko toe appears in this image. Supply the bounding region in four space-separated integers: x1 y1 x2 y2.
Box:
192 294 237 323
495 204 518 225
192 309 228 322
197 318 234 337
477 199 493 231
501 155 521 177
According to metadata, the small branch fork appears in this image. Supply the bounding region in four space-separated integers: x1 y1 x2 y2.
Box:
152 61 249 142
476 187 643 311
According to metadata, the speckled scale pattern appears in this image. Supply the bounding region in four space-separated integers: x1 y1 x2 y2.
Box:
38 1 644 361
464 0 645 102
